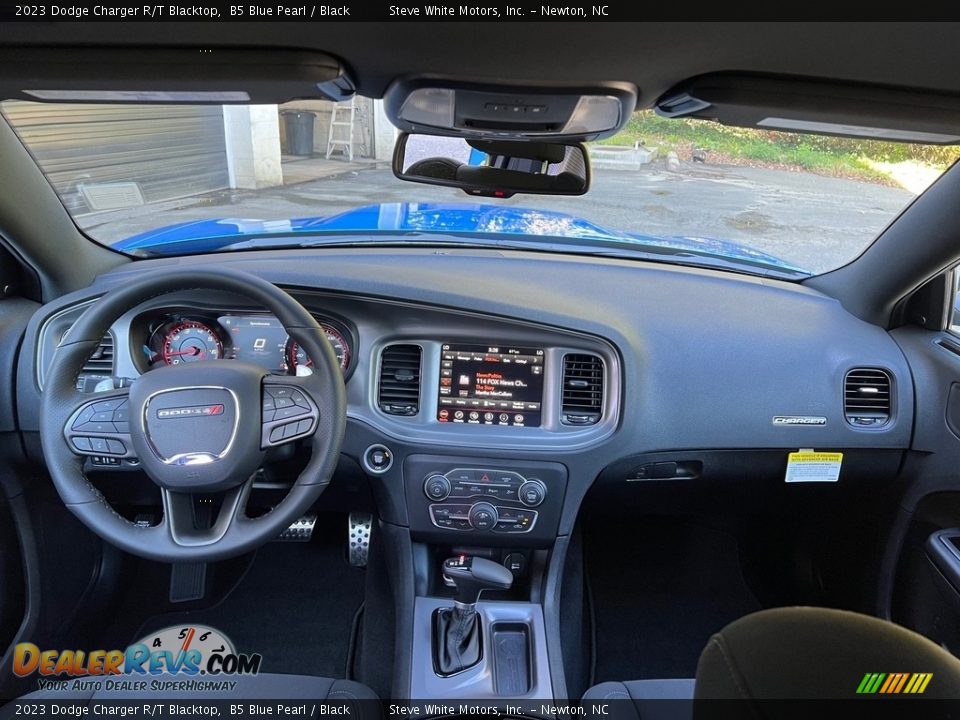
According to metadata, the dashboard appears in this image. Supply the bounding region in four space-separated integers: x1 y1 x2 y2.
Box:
15 245 918 543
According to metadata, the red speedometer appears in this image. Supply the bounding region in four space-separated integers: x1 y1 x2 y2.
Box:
161 320 224 365
286 324 350 373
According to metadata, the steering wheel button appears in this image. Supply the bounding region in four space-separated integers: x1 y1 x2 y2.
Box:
106 439 126 455
72 406 96 428
87 421 116 433
72 437 92 452
90 437 109 453
292 393 310 408
272 387 293 398
296 419 313 434
262 395 276 410
112 407 129 422
274 397 295 409
269 426 285 443
92 398 124 412
281 422 299 439
262 409 276 422
114 421 130 433
91 410 114 423
276 405 305 420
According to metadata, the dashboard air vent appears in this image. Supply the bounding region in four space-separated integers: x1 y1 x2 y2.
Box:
81 333 115 375
844 368 891 427
378 344 422 416
561 353 604 425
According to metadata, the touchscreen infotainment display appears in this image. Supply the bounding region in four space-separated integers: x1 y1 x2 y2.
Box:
437 344 544 427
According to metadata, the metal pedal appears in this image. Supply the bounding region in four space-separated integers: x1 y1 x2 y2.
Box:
276 513 317 542
348 513 373 567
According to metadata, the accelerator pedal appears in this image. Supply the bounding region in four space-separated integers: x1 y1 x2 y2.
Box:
348 513 373 567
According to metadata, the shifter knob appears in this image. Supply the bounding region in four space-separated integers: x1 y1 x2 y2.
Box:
442 556 514 606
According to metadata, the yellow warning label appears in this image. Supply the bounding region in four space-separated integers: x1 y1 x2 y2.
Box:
785 450 843 483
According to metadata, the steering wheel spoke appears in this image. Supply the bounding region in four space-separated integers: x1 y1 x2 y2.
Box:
63 387 135 460
261 375 321 448
161 478 253 547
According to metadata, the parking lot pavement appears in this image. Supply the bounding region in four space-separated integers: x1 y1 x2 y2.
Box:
80 162 913 275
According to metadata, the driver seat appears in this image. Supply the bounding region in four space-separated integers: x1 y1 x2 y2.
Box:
21 673 379 713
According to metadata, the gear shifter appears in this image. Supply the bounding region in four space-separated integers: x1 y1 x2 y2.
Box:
433 556 514 675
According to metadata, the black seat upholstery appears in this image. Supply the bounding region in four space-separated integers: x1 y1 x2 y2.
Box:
581 606 960 718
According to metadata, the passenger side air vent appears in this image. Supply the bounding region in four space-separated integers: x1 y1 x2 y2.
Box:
378 344 422 416
561 353 604 425
844 368 891 427
81 333 115 375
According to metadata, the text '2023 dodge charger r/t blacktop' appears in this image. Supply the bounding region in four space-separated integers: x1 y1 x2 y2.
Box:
4 16 960 720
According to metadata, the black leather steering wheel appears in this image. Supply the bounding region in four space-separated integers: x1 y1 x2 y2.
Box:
39 268 347 562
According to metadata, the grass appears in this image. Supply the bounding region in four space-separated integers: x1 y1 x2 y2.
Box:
599 111 960 188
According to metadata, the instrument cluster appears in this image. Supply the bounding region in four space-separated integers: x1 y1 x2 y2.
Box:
138 311 354 377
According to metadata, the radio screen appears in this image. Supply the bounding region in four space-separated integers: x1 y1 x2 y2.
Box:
437 344 544 427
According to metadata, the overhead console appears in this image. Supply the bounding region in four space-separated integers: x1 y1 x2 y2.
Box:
383 77 637 141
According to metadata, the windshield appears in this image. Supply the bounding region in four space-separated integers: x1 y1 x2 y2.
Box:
3 98 957 277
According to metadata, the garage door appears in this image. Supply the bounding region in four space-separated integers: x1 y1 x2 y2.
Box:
2 102 229 214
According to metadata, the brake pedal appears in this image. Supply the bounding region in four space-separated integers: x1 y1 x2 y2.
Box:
348 513 373 567
276 513 317 542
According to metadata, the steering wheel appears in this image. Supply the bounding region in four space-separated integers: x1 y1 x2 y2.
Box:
39 268 347 562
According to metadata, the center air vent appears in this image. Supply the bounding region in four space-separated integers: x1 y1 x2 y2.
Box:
844 368 891 427
561 353 604 425
81 333 115 375
378 344 422 416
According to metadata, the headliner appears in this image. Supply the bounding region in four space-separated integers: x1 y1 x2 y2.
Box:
2 22 960 104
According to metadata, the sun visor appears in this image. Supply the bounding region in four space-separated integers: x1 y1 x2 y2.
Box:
656 74 960 145
0 47 355 104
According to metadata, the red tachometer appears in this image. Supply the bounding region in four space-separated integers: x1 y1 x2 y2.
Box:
161 320 223 365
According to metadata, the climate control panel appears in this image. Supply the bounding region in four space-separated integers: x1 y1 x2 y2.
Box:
423 468 546 533
406 456 565 546
423 468 547 506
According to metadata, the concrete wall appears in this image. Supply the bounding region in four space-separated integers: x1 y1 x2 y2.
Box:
222 105 283 189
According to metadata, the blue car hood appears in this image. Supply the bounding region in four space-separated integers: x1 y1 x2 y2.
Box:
113 202 806 272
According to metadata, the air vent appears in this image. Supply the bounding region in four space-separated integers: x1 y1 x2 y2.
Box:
378 344 422 416
81 333 115 375
844 368 891 427
561 353 604 425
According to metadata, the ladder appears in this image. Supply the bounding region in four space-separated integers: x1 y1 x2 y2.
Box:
326 99 357 162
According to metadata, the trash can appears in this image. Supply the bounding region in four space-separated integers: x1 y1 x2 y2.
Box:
282 111 316 156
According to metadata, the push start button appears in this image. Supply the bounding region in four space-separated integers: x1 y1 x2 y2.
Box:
363 444 394 474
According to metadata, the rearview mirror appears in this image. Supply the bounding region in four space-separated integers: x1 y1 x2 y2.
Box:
392 133 590 198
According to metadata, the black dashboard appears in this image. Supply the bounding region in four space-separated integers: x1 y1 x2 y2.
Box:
16 245 916 544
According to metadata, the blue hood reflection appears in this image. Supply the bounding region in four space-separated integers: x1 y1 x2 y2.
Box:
113 202 806 273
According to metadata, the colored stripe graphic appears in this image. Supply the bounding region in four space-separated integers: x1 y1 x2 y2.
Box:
857 672 932 694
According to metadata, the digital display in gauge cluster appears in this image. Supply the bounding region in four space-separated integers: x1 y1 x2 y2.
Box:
437 343 544 427
148 313 351 375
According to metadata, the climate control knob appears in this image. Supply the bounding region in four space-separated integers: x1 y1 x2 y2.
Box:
468 502 499 531
424 474 451 501
519 479 547 507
